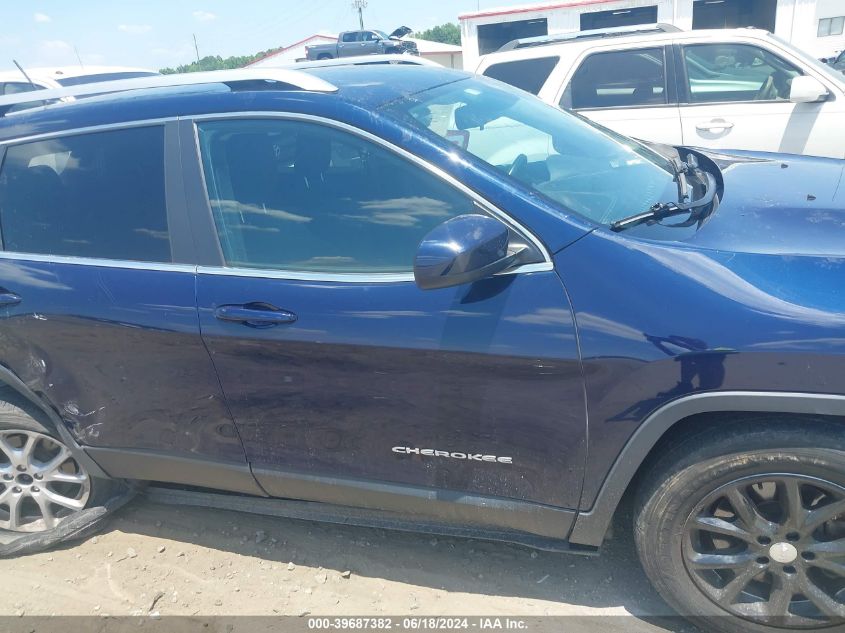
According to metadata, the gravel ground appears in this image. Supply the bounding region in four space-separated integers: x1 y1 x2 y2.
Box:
0 495 696 632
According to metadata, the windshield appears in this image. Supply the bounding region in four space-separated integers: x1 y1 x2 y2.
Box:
766 34 845 83
382 77 678 225
374 30 390 39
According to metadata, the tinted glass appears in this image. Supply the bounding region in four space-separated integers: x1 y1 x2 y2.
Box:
197 120 476 273
683 43 802 103
483 57 559 95
565 48 667 109
341 32 360 42
0 126 170 262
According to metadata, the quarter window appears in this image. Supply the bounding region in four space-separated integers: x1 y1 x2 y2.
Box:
562 48 667 109
0 126 170 262
682 43 802 103
482 57 560 95
197 119 481 273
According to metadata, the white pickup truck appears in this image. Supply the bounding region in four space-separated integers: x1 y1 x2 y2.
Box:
475 25 845 159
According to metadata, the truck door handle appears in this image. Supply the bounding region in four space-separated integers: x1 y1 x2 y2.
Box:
0 292 21 307
696 119 734 133
214 303 297 328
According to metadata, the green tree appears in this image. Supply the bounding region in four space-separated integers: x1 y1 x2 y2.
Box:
414 23 461 46
159 48 281 74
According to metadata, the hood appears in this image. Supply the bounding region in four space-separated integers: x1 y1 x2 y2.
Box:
389 26 412 39
685 151 845 257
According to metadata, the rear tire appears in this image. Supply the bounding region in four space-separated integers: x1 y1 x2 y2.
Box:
317 54 332 60
0 397 115 541
634 419 845 633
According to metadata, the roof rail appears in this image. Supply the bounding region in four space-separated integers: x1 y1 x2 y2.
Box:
497 23 682 51
290 54 439 69
0 68 337 117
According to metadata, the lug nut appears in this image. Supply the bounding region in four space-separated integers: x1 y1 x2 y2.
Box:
12 486 21 493
31 486 39 492
16 465 26 472
33 473 42 480
2 474 11 481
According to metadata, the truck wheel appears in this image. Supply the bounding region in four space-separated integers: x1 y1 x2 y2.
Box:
317 54 332 60
634 420 845 633
0 399 116 540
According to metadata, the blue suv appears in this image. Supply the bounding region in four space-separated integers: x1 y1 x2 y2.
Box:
0 65 844 632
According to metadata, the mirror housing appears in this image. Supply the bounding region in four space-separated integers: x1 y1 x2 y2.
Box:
789 76 829 103
414 214 518 290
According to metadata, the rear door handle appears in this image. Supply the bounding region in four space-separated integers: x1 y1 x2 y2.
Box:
696 119 734 133
0 292 21 307
214 303 297 328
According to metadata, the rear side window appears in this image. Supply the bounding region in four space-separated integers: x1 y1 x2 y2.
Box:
0 126 170 262
197 119 479 273
341 32 360 43
562 47 667 109
482 57 559 95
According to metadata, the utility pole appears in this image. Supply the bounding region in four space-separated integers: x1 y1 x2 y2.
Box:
351 0 367 29
193 33 200 63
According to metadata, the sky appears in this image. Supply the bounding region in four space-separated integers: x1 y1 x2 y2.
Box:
0 0 533 72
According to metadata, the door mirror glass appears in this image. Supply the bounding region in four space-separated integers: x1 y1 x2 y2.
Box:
789 75 830 103
414 214 517 290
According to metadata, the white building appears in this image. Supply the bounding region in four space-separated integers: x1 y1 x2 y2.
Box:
405 38 464 68
459 0 845 70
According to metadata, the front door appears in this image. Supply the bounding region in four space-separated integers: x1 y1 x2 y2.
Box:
678 42 845 159
190 116 586 528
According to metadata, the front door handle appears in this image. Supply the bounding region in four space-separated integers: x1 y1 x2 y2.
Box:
214 303 297 328
0 292 21 307
696 118 734 133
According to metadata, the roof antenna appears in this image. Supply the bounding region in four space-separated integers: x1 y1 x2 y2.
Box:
12 60 36 89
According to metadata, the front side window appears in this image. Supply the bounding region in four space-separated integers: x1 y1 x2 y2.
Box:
683 43 802 103
562 47 667 109
482 57 559 96
197 119 487 273
384 77 678 226
0 126 170 262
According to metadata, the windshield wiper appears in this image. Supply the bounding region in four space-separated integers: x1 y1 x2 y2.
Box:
610 169 717 232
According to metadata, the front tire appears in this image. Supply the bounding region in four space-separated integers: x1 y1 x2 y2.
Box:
634 420 845 633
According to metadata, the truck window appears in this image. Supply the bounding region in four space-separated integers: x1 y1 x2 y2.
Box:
341 32 360 43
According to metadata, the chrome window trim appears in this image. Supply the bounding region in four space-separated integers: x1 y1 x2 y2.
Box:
0 117 175 147
189 111 554 282
196 261 552 284
0 250 196 273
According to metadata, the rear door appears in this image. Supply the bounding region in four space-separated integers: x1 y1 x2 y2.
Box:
0 123 248 482
556 45 683 145
677 41 845 158
336 32 361 57
187 115 587 532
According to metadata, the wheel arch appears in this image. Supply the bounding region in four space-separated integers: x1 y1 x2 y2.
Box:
568 391 845 547
0 363 108 479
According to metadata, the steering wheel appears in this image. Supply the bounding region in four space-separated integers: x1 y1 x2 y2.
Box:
507 153 528 178
755 74 778 101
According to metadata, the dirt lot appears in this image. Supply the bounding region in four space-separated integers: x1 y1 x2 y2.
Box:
0 495 693 632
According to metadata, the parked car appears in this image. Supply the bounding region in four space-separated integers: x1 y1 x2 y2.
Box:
305 27 417 60
831 50 845 74
0 66 844 632
475 25 845 159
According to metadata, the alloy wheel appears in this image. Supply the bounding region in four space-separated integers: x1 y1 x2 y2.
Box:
0 429 90 532
683 474 845 627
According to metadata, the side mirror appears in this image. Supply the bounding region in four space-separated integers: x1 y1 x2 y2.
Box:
414 214 519 290
789 76 829 103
